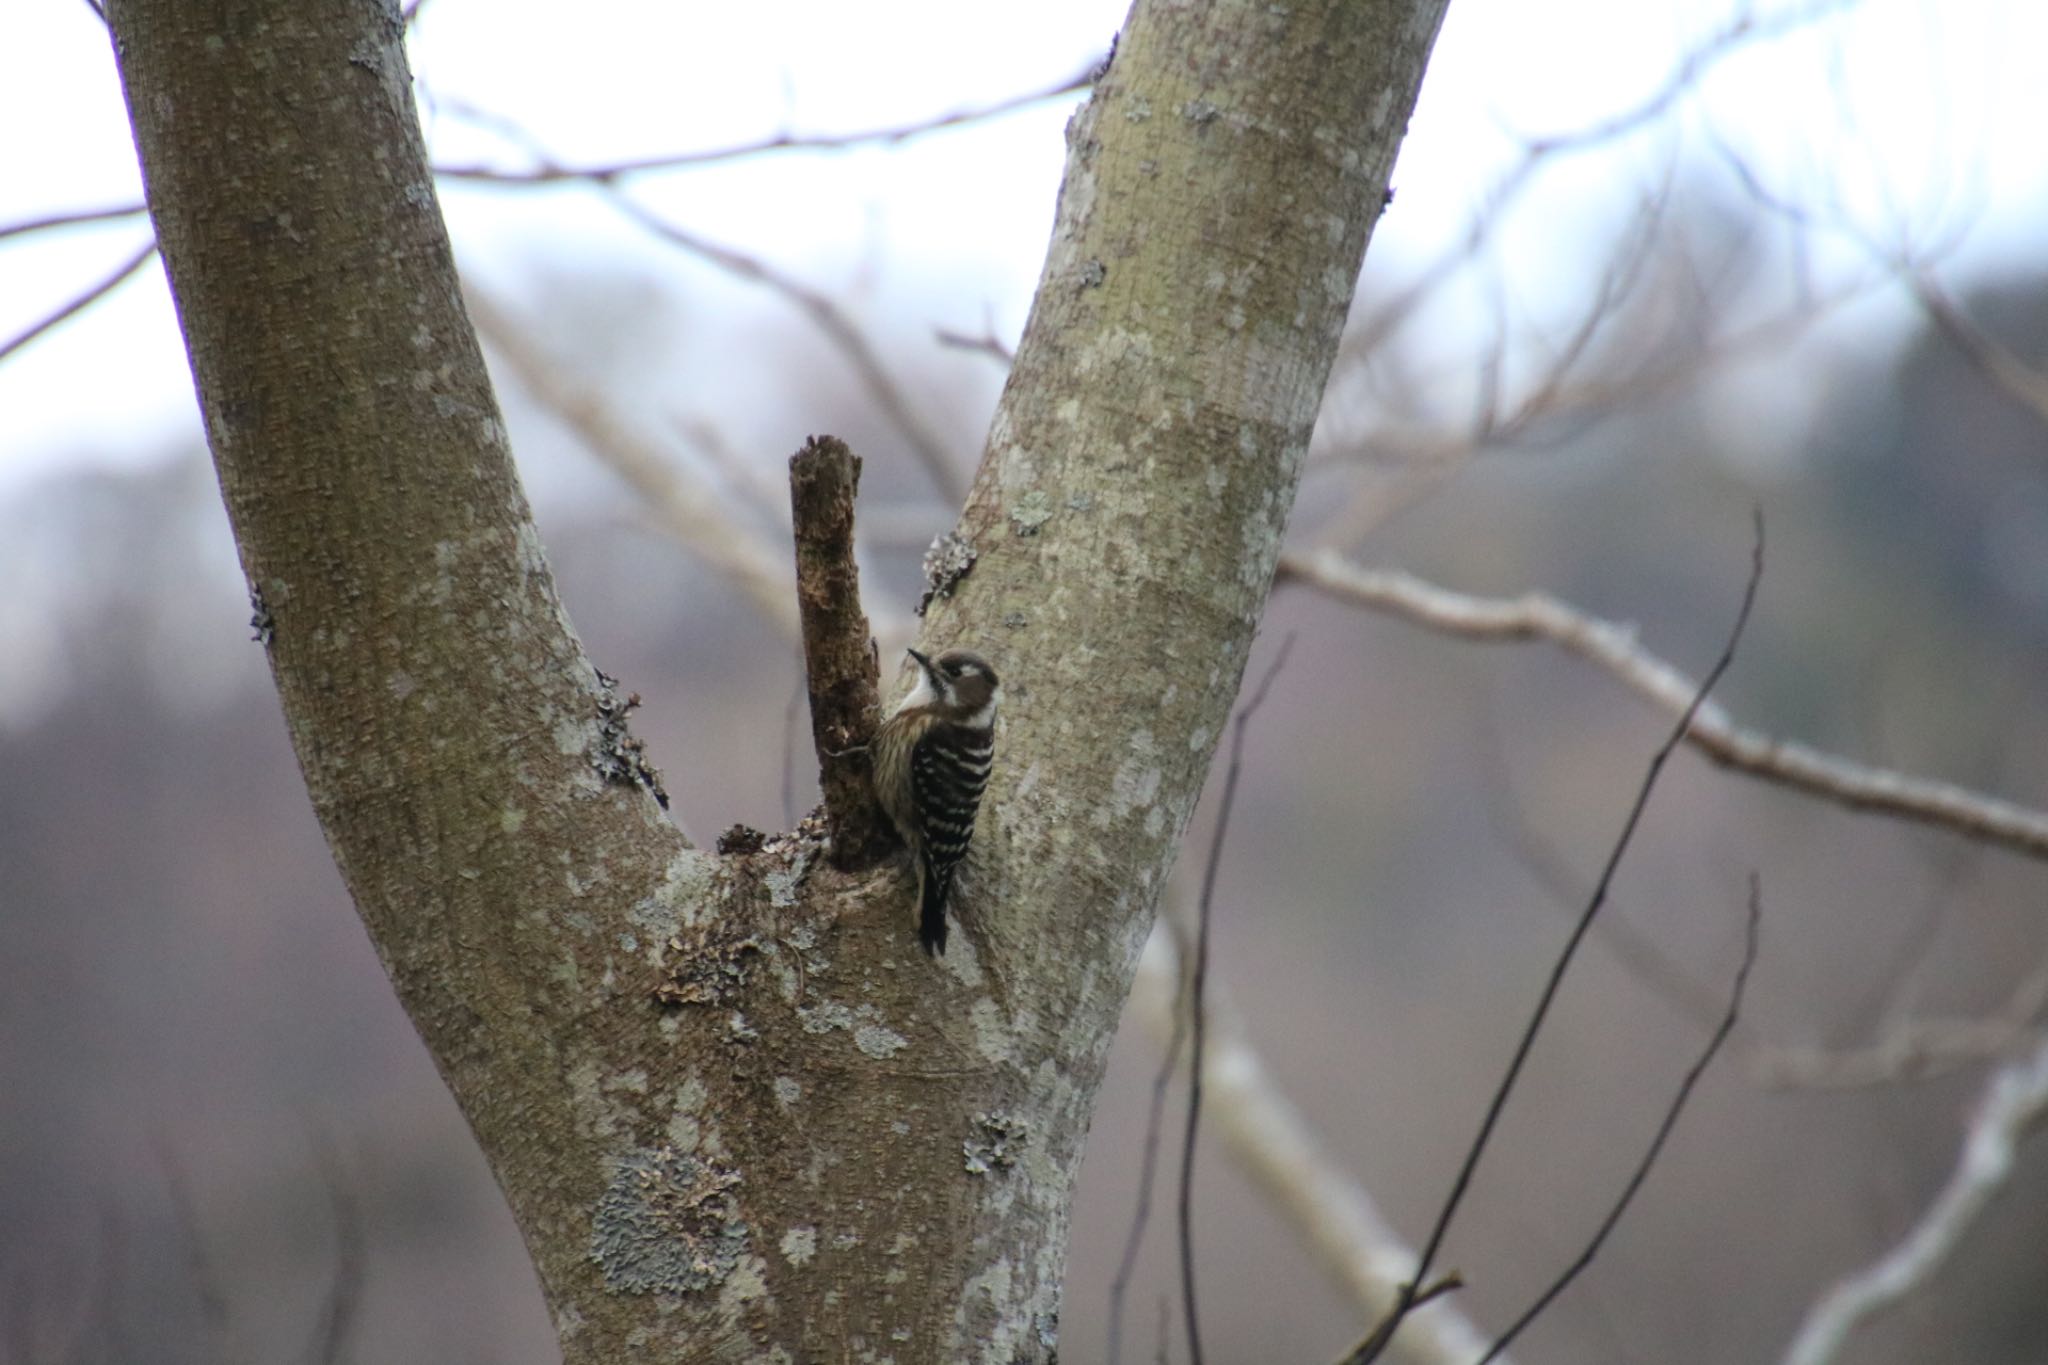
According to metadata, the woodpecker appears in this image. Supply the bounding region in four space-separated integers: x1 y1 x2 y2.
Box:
872 647 1000 955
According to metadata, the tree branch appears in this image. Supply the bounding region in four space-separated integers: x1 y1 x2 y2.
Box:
1782 1030 2048 1365
0 239 157 365
0 201 148 244
1130 924 1505 1365
464 281 801 636
788 435 887 865
1751 963 2048 1090
1345 517 1761 1364
1909 273 2048 435
1281 549 2048 862
1481 874 1762 1363
1177 636 1294 1365
432 67 1094 184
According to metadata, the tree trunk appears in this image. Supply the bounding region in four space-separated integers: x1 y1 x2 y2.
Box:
106 0 1448 1358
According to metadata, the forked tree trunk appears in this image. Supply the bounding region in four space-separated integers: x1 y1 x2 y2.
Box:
106 0 1448 1357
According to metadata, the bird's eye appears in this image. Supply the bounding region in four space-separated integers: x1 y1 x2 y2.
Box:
943 662 962 677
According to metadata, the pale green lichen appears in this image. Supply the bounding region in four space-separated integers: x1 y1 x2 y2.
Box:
588 1146 746 1295
963 1111 1028 1177
666 1076 710 1152
970 998 1016 1066
853 1024 909 1059
1010 490 1055 537
762 843 815 908
779 1226 817 1268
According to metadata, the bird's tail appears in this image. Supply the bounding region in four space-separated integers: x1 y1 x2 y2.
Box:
919 859 951 956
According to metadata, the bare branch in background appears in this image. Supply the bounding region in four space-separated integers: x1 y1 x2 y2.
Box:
1309 259 1875 555
0 68 1090 248
670 412 795 529
1108 911 1192 1365
0 240 156 365
1345 517 1760 1365
0 202 148 244
1482 875 1762 1363
1343 0 1861 366
1754 965 2048 1090
463 280 802 636
1127 923 1505 1365
1481 725 1749 1036
1830 836 1987 1043
934 325 1018 366
1176 634 1295 1365
1782 1031 2048 1365
433 67 1093 184
1491 729 2048 1095
1909 273 2048 433
599 193 968 503
152 1139 235 1361
301 1131 366 1365
430 103 968 503
1280 550 2048 863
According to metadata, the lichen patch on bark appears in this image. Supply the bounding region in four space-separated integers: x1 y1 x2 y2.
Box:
588 1145 748 1296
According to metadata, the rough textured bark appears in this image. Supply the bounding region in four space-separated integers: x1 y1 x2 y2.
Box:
107 0 1448 1358
788 435 890 869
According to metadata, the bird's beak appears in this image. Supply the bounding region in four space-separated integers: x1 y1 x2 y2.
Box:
906 647 931 673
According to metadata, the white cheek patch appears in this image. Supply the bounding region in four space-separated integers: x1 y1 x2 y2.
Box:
893 667 937 716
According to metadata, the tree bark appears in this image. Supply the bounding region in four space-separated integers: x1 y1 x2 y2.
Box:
106 0 1448 1358
788 435 890 868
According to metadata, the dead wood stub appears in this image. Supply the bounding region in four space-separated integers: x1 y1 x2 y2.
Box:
788 435 890 868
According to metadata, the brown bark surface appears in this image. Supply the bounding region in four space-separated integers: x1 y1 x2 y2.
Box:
789 435 890 868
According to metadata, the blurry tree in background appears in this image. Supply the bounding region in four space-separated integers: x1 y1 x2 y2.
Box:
5 0 2048 1363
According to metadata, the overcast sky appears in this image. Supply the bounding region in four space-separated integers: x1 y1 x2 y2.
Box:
3 0 2045 501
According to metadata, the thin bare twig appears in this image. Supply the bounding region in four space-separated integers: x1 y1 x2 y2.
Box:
1345 0 1861 364
301 1131 366 1365
1492 730 2047 1094
670 412 793 528
1178 634 1295 1365
0 202 148 244
933 326 1017 366
1280 550 2048 863
1479 719 1743 1036
1753 964 2048 1090
1345 514 1762 1365
464 281 801 636
1832 836 1986 1044
437 105 966 503
0 71 1090 246
1129 924 1505 1365
1909 274 2048 434
0 240 157 365
434 68 1092 185
151 1138 234 1358
1109 913 1193 1365
1782 1029 2048 1365
602 193 966 503
1481 874 1763 1362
